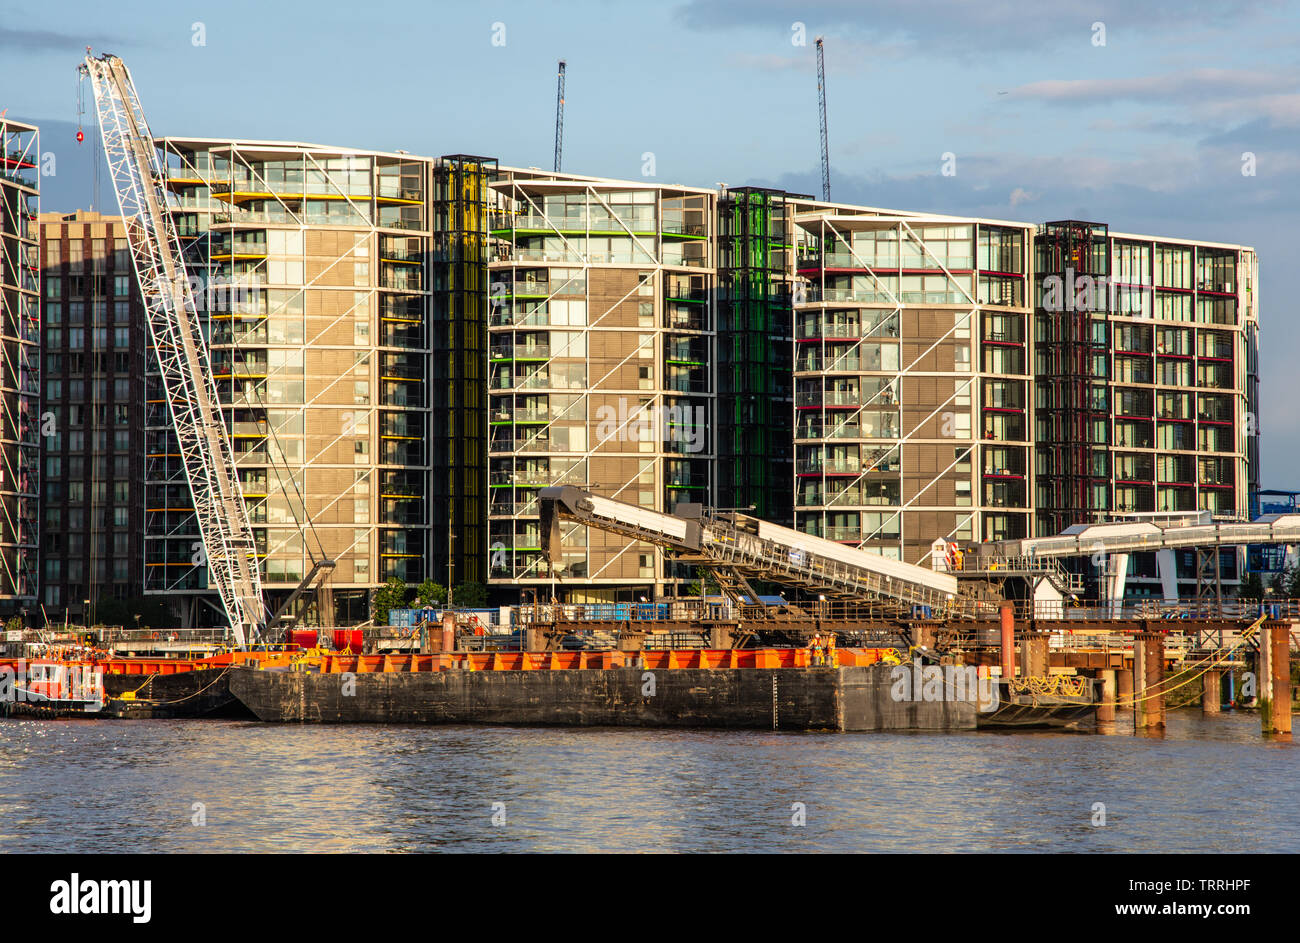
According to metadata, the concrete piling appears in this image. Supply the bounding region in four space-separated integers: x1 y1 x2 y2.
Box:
1116 664 1133 712
1097 669 1116 724
1142 632 1166 729
1202 668 1221 714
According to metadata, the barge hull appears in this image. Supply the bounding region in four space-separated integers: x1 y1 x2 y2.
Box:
228 664 979 732
103 667 252 719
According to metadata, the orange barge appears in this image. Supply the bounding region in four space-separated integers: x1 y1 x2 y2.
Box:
224 647 993 731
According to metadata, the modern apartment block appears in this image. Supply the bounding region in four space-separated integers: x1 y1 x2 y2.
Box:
485 168 716 601
151 138 435 625
37 211 147 622
26 125 1260 615
1033 221 1258 595
791 205 1035 565
0 118 40 616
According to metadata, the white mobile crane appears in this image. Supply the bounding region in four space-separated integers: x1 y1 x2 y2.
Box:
80 52 269 647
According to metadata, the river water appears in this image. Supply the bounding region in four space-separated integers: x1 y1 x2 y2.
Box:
1 710 1296 853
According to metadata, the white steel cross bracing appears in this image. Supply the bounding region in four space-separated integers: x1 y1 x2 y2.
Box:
82 54 267 647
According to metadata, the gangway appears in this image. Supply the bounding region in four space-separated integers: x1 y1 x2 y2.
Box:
977 513 1300 562
539 486 988 618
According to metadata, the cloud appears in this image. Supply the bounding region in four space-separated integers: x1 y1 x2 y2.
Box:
1008 187 1037 208
674 0 1281 55
1008 68 1300 106
0 26 127 54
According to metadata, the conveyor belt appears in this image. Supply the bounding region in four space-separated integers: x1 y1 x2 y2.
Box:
539 486 979 616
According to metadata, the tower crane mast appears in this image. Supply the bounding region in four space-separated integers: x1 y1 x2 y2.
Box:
79 52 268 648
554 60 566 172
816 37 830 202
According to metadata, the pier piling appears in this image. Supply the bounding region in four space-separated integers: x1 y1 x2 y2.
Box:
1116 663 1133 713
1132 638 1146 729
999 602 1015 679
1096 669 1116 724
1268 624 1292 738
1141 632 1166 729
1202 668 1221 714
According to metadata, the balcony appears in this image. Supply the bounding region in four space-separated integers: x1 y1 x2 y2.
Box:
381 470 426 497
381 413 424 438
381 383 424 408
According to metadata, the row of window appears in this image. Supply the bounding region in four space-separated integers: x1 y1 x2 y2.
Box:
45 456 134 479
44 556 133 582
45 327 133 349
43 237 129 269
45 275 132 298
44 379 133 401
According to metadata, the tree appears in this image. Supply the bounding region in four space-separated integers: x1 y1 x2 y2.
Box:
451 581 487 608
371 578 411 624
686 566 720 597
1270 565 1300 599
1238 571 1265 600
413 579 447 606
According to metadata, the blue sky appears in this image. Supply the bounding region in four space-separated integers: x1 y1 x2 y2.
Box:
6 0 1300 482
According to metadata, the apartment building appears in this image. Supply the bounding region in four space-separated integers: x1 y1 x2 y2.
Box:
1033 220 1258 595
0 118 39 617
37 211 147 622
485 168 716 601
151 138 434 625
30 129 1259 615
791 204 1035 565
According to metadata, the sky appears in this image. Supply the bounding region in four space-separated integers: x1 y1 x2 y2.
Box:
5 0 1300 482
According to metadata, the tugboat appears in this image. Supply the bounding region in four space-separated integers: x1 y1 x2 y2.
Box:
0 656 105 717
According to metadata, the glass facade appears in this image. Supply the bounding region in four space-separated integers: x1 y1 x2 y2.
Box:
793 212 1032 563
486 174 715 600
150 140 433 624
21 139 1261 614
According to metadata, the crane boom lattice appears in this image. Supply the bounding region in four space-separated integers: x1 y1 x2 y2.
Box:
81 53 267 648
554 60 566 173
815 37 830 202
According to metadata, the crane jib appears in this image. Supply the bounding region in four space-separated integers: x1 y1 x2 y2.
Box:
82 53 268 648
